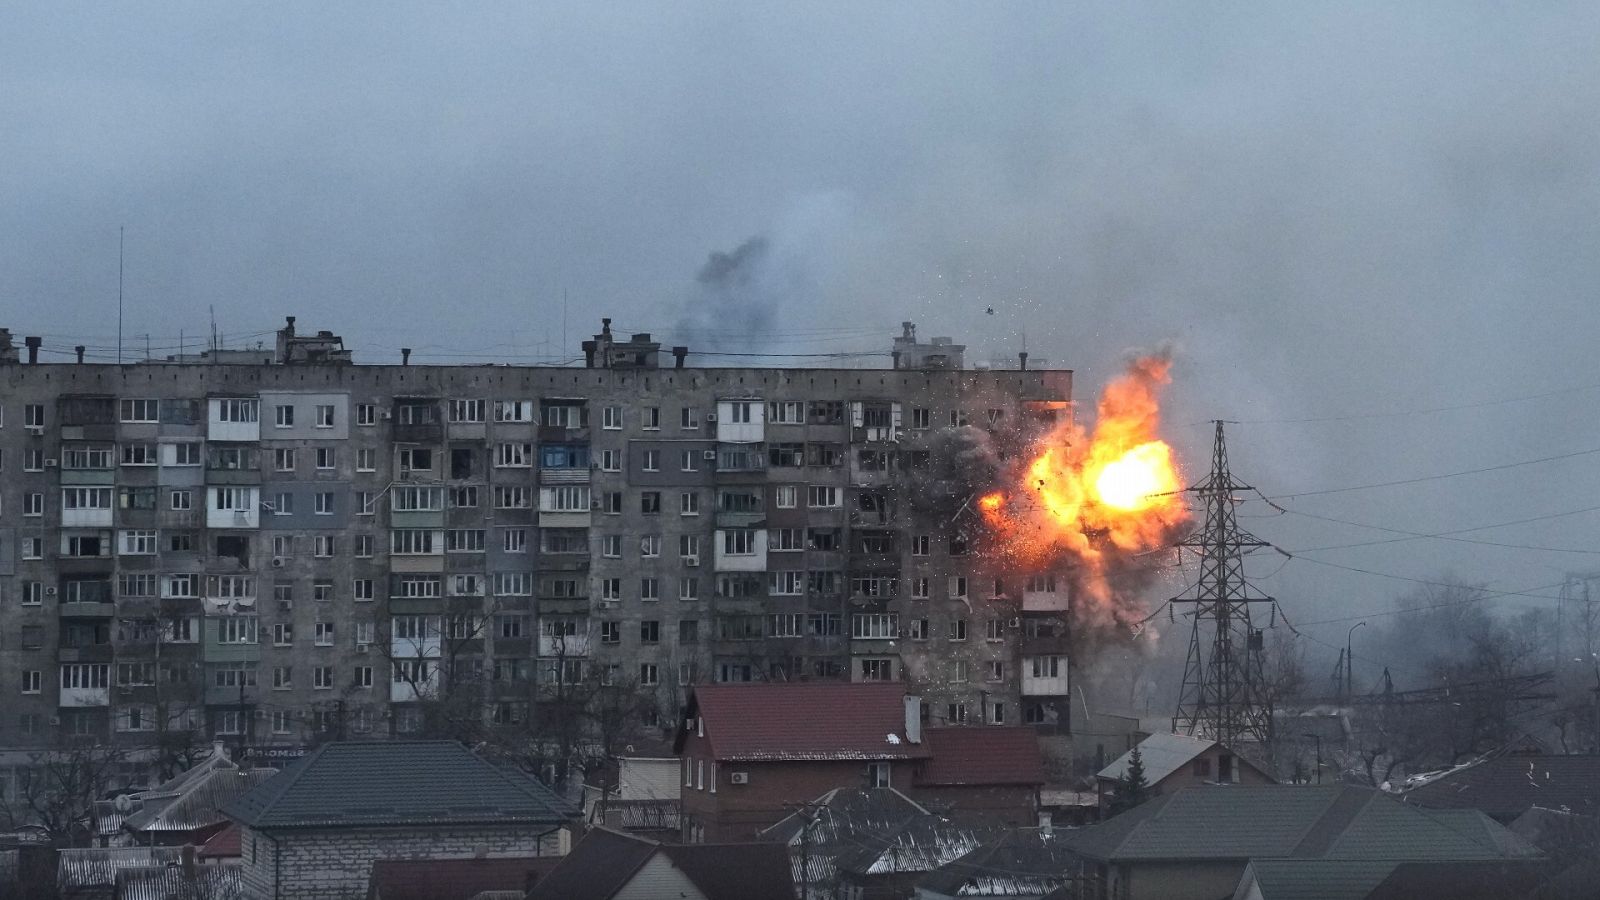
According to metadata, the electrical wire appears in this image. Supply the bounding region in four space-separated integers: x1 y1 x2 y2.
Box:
1273 502 1600 556
1263 445 1600 501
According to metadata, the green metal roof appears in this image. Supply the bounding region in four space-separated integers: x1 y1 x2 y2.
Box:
222 740 577 830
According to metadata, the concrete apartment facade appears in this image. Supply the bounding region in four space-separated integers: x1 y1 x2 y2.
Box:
0 320 1073 780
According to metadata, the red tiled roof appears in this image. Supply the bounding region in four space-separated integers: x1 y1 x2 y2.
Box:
685 683 930 762
918 727 1045 786
367 856 562 900
196 824 241 859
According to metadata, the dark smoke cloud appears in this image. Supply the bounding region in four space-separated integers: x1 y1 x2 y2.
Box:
675 235 777 351
904 425 1004 518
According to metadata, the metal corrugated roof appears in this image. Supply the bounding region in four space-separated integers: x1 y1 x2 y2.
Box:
125 768 277 833
1096 732 1216 784
56 847 182 890
1241 859 1401 900
222 740 577 830
916 828 1086 897
114 863 242 900
919 727 1045 787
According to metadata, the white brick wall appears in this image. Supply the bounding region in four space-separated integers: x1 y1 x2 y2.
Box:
238 823 565 900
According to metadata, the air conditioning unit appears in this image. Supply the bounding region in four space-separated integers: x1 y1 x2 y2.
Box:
591 498 603 510
355 643 370 654
1009 617 1021 628
277 599 293 612
44 586 58 596
26 425 45 435
254 709 266 719
729 771 749 785
49 716 61 727
44 458 58 468
380 410 393 420
683 555 699 568
705 413 717 423
271 557 286 568
702 450 717 460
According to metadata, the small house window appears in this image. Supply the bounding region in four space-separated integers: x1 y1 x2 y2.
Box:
1193 758 1212 778
867 762 891 789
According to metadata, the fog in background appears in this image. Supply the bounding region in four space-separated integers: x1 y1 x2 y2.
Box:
6 2 1600 702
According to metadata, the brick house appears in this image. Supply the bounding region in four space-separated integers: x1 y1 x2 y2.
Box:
675 683 933 841
912 726 1044 826
221 740 577 900
1095 732 1274 813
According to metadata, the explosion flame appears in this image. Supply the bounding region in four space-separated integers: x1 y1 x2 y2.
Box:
979 354 1188 621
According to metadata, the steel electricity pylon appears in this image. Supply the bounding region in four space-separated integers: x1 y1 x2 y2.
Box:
1172 421 1275 746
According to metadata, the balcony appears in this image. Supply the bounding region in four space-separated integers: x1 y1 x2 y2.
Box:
60 687 111 708
60 601 117 619
539 467 591 485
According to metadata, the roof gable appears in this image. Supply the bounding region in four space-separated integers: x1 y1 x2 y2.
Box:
681 683 929 761
1096 732 1217 783
222 740 577 829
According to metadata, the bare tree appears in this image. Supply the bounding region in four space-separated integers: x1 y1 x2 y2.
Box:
2 743 127 847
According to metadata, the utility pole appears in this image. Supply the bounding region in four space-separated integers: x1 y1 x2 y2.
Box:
1302 733 1322 784
1346 622 1366 701
1172 422 1276 746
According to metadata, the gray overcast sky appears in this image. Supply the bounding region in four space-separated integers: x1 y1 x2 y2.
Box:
5 2 1600 679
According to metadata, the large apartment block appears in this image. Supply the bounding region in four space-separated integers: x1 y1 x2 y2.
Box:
0 319 1073 759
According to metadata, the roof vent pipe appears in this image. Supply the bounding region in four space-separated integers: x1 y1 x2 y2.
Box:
400 348 411 366
672 346 688 369
1019 351 1029 371
75 346 85 363
25 336 40 364
582 341 597 368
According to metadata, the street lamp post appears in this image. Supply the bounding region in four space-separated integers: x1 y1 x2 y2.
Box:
1346 622 1367 701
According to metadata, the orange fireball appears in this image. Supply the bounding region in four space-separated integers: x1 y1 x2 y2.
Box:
979 354 1188 611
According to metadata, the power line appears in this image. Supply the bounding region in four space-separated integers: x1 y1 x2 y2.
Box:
1278 503 1600 556
1186 379 1600 427
1264 445 1600 501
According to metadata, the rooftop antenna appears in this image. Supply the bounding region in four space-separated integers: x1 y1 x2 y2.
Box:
209 305 218 352
562 288 568 361
117 226 124 364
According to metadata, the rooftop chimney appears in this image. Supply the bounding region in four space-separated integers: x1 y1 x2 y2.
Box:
582 340 597 368
284 315 296 334
672 346 688 369
75 345 85 364
601 317 612 337
904 694 923 745
25 335 40 364
1019 351 1029 371
400 348 411 366
891 350 902 369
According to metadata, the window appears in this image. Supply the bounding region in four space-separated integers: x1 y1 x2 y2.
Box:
273 448 296 472
680 449 698 472
868 762 891 789
119 530 157 555
987 660 1005 682
314 492 334 515
494 442 531 467
642 407 660 429
496 573 533 595
356 403 376 426
21 671 42 694
353 579 374 601
859 658 894 681
494 486 532 509
774 485 798 508
602 491 622 514
502 529 528 553
218 617 259 644
949 409 968 427
909 618 929 640
639 663 659 686
640 534 661 557
493 400 532 422
121 443 157 466
911 535 931 556
1030 656 1062 678
988 702 1006 725
641 577 659 601
680 492 700 515
398 447 432 473
641 449 660 472
600 621 621 644
354 666 373 688
808 485 841 508
909 577 930 599
25 403 45 428
270 492 293 515
601 578 622 602
24 492 43 516
722 529 757 555
451 486 478 508
602 406 622 429
272 666 293 689
768 528 803 551
640 491 661 515
949 619 968 641
499 615 526 638
391 530 437 555
354 534 373 557
678 577 699 601
769 613 805 637
450 399 485 423
950 576 968 598
356 448 376 471
315 404 335 427
768 400 804 424
63 487 113 509
446 529 485 552
600 449 621 472
852 613 898 639
120 398 159 422
986 619 1005 641
21 536 43 559
680 407 699 428
769 571 804 595
640 620 661 644
912 407 931 429
274 404 295 427
315 447 335 470
217 399 259 423
314 535 335 557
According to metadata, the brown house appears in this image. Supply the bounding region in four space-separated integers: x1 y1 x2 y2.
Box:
675 683 933 841
1095 732 1274 813
912 726 1044 826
